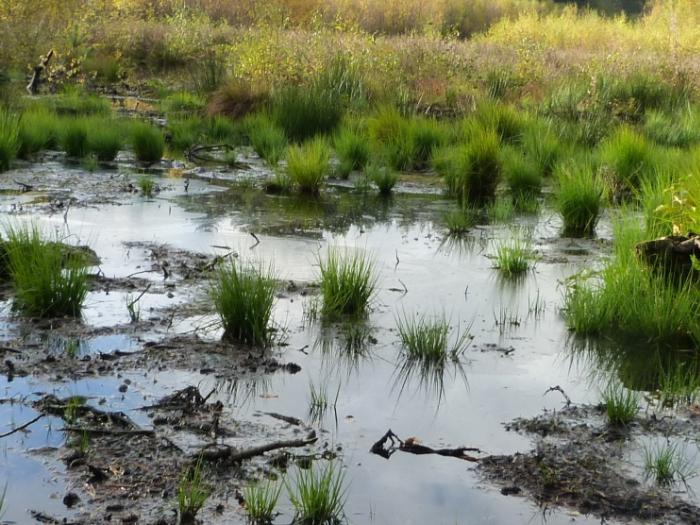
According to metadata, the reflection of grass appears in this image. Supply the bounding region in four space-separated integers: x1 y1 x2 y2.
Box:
601 383 639 426
308 380 339 425
315 322 373 373
643 441 695 488
244 479 282 524
287 462 346 525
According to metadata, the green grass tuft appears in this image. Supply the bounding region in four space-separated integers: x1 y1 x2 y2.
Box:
601 383 639 426
367 163 398 196
273 84 343 142
494 233 536 276
244 480 282 524
286 138 330 194
130 122 164 163
396 311 470 364
643 441 695 487
319 248 376 320
600 126 659 194
60 118 89 158
0 108 19 171
246 114 287 167
334 127 369 178
137 176 155 197
501 147 542 201
555 160 604 237
211 259 276 346
18 108 59 158
287 462 346 525
87 121 122 161
4 225 88 318
178 458 210 523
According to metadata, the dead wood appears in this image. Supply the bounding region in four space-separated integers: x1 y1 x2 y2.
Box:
196 431 317 463
264 412 303 426
26 50 54 95
61 426 155 436
370 429 481 462
0 414 44 438
636 234 700 278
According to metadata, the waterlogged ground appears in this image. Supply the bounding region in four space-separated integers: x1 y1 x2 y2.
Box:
1 150 699 524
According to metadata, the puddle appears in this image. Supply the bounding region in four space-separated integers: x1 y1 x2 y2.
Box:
0 160 677 524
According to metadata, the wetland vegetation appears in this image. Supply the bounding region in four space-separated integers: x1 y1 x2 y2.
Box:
1 0 700 523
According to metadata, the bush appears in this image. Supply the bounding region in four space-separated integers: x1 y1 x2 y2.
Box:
286 138 330 194
131 122 165 163
211 259 276 346
272 84 343 142
0 108 20 171
555 160 604 237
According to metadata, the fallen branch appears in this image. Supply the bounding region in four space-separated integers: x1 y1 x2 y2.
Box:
545 385 572 407
0 414 44 438
26 49 54 95
197 431 317 463
13 179 33 192
370 429 481 462
61 426 155 436
264 412 303 426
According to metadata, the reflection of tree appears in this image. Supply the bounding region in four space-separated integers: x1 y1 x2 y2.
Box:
173 183 445 238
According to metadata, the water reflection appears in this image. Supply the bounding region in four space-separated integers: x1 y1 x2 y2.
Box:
314 322 374 376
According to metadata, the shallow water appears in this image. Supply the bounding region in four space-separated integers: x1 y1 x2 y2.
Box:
0 161 690 524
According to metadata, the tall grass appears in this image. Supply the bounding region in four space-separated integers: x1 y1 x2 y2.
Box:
272 84 343 142
211 259 276 346
246 114 287 167
60 118 89 158
244 480 282 524
501 148 542 201
130 122 164 163
643 109 700 148
600 127 659 194
334 127 369 178
319 248 376 320
555 160 604 237
564 218 700 346
18 108 59 158
407 117 448 169
287 462 346 525
474 101 525 143
0 108 19 171
87 122 122 161
4 225 88 318
601 383 639 426
286 138 330 194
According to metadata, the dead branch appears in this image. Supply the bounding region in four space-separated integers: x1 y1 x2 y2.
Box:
197 431 317 463
264 412 303 426
61 426 155 436
545 385 572 407
0 414 44 438
26 50 54 95
13 179 34 192
370 429 481 462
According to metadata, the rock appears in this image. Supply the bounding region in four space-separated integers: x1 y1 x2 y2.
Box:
63 491 80 508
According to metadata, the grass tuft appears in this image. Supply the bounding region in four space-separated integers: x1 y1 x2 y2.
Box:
601 383 639 426
211 258 276 346
367 163 398 196
87 122 122 161
4 225 88 318
273 84 343 142
18 108 58 158
319 248 376 320
494 233 536 277
178 458 210 523
130 122 164 163
643 441 695 487
286 138 330 194
246 114 287 167
334 127 369 178
396 311 470 364
60 118 89 158
287 462 346 525
555 160 604 237
244 480 282 524
0 108 19 171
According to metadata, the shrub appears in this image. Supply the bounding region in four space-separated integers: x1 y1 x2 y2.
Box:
286 138 330 194
555 161 604 237
319 248 376 320
0 108 20 171
4 225 88 317
131 122 164 163
272 84 343 142
211 259 276 346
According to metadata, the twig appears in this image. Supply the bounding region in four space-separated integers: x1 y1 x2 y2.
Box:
250 232 260 249
395 250 400 270
264 412 303 426
61 426 155 436
0 414 44 438
398 279 408 295
544 385 572 406
13 179 33 192
127 283 152 310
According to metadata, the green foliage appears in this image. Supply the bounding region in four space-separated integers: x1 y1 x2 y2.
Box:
521 119 561 175
244 480 282 524
494 233 536 276
367 163 398 196
160 91 205 116
407 117 448 169
601 383 638 426
87 122 122 161
286 138 330 194
555 160 604 237
41 88 111 116
443 205 479 235
334 127 369 178
60 118 89 158
246 114 287 166
643 442 695 487
396 311 470 363
319 248 376 320
501 148 542 201
287 462 346 525
168 117 204 152
0 108 19 171
643 109 700 148
272 84 343 142
138 176 155 197
474 100 525 143
4 225 88 318
211 259 276 346
18 108 59 158
564 218 700 346
130 122 164 163
600 126 658 192
178 459 210 523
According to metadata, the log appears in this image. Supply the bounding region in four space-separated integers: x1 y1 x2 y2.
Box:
196 431 317 463
635 234 700 278
26 50 54 95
